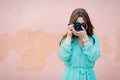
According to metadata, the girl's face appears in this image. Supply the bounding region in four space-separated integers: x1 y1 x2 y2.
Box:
72 17 87 37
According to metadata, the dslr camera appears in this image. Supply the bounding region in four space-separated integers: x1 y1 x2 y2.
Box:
68 22 86 31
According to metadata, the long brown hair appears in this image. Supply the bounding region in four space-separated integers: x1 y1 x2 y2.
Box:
59 8 94 46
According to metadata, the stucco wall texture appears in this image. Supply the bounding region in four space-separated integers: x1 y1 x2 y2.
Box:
0 0 120 80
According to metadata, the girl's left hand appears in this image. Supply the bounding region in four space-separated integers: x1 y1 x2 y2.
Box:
72 26 89 41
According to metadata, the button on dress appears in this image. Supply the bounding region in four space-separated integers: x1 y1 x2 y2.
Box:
58 35 100 80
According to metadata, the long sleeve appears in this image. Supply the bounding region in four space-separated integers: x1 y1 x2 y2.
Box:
82 35 100 62
58 38 72 62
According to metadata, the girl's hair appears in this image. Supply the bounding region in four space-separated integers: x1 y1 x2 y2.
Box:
59 8 94 46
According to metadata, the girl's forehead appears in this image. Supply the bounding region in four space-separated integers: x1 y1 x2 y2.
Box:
76 17 85 23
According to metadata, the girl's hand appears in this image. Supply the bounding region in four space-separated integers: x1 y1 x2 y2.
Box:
66 24 74 37
64 24 74 45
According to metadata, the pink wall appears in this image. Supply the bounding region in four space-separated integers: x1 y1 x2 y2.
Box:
0 0 120 80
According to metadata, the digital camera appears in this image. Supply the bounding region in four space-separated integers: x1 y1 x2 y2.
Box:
73 22 86 31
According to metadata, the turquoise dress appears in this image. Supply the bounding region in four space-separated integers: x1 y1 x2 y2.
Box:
58 35 100 80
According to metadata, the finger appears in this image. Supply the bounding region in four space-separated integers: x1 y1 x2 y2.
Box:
74 29 84 33
68 24 74 29
81 26 86 31
69 23 74 26
67 28 72 32
67 27 71 30
68 24 73 28
72 27 76 32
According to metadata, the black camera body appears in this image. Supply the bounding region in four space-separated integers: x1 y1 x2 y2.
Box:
73 22 86 31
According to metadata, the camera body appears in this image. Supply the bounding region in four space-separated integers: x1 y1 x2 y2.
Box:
73 22 86 31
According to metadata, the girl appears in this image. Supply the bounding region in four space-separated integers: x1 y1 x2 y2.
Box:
58 8 100 80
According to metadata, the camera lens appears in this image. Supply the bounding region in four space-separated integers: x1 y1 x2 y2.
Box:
73 22 82 31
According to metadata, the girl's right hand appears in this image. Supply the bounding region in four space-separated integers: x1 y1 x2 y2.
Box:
64 24 74 45
66 24 74 37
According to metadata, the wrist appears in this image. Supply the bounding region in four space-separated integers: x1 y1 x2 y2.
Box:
65 35 72 45
82 36 89 41
83 39 90 43
67 34 72 38
83 39 90 46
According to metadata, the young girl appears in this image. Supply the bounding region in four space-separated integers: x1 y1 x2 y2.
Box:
58 8 100 80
